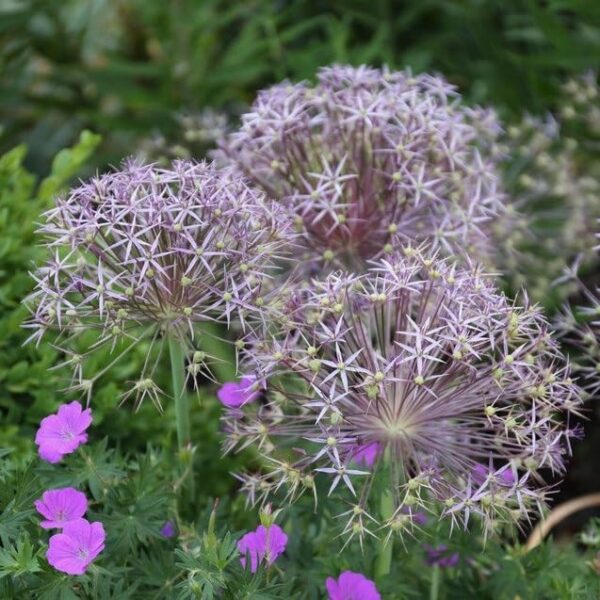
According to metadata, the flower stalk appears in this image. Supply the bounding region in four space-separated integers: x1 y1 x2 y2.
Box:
169 337 195 496
169 337 190 449
375 488 394 580
429 564 441 600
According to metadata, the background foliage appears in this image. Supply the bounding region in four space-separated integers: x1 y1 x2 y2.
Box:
2 0 600 174
1 1 600 598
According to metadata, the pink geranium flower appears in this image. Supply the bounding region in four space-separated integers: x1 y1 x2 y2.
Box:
326 571 381 600
349 442 381 468
35 401 92 463
47 518 105 575
217 376 259 408
237 523 287 572
472 463 516 487
34 487 88 529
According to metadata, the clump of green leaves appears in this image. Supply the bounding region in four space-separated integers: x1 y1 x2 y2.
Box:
0 132 99 456
2 1 599 174
2 435 600 599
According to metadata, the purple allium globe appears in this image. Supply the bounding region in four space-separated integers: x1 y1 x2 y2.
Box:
25 160 292 407
224 250 581 540
217 64 503 272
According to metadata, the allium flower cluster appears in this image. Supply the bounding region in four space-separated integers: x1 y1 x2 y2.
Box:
225 250 581 540
218 64 504 272
495 71 600 305
26 160 292 405
560 71 600 134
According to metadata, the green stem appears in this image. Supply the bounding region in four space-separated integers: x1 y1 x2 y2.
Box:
168 337 190 448
429 564 440 600
374 488 394 580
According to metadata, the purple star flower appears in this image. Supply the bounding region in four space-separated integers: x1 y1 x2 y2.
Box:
218 64 503 272
237 523 288 573
35 401 92 463
226 250 582 540
424 545 460 568
217 376 260 408
25 160 293 408
47 518 105 575
326 571 381 600
160 521 176 538
34 487 88 529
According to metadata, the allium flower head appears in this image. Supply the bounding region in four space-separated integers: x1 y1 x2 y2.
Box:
35 401 92 463
47 518 105 575
218 64 503 271
237 523 288 573
492 71 600 306
226 250 581 540
26 160 292 406
326 571 381 600
34 487 88 529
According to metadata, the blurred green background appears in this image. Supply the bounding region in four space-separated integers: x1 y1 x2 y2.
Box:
2 0 600 175
1 0 600 529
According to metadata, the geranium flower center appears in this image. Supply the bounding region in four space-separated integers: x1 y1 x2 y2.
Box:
60 428 75 440
76 547 89 560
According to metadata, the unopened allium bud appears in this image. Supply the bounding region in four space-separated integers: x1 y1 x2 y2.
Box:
217 64 503 272
25 160 292 404
225 250 581 539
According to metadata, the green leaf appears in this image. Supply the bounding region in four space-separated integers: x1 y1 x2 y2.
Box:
37 130 102 202
0 536 41 579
